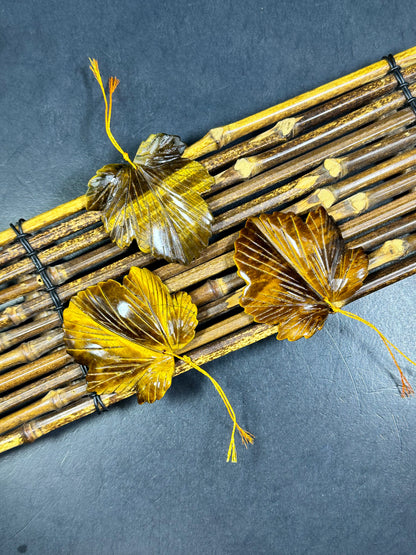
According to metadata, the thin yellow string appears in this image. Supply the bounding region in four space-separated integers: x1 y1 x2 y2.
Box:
175 353 254 462
325 299 414 397
88 58 136 168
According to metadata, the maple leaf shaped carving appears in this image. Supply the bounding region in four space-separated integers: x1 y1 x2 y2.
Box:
63 265 254 461
235 206 415 396
234 206 368 341
86 60 214 265
86 133 214 264
63 266 198 403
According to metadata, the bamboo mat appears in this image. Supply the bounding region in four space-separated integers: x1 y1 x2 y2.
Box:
1 47 416 453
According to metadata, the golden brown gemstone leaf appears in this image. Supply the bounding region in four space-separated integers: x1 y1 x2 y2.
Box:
86 134 214 264
63 265 253 461
63 266 198 403
87 60 214 265
234 206 368 341
235 206 416 396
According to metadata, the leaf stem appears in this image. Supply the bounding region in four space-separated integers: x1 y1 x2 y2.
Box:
89 58 136 168
173 353 254 462
325 299 414 397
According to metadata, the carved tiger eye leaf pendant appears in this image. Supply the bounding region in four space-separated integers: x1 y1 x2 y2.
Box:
63 266 198 403
86 133 214 265
234 206 368 341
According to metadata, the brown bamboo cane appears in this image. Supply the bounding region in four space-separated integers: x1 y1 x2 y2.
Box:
0 348 72 394
288 151 416 215
325 170 416 222
0 211 102 267
0 364 83 416
211 82 416 190
348 211 416 251
183 47 416 159
210 109 416 215
213 128 416 234
203 65 416 173
0 243 125 306
350 252 416 302
0 196 88 249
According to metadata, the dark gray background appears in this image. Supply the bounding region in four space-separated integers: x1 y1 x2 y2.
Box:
1 1 416 553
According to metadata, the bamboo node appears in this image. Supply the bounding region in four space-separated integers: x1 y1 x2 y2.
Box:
324 157 344 178
273 117 300 139
349 192 369 215
22 421 40 443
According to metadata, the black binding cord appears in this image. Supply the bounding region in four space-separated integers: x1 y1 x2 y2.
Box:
10 219 64 321
9 218 108 413
383 53 416 117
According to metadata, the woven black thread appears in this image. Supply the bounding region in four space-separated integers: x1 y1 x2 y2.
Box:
383 54 416 117
91 392 109 413
10 219 64 321
10 219 107 414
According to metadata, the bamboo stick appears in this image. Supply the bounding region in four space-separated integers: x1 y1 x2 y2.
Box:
0 392 121 453
210 109 415 220
212 83 416 189
288 149 416 215
348 211 416 251
351 252 416 302
368 233 416 271
184 47 416 159
0 330 64 373
0 348 72 394
202 65 416 172
339 190 416 240
0 383 87 435
0 196 87 249
0 226 114 287
0 363 83 416
0 211 101 267
326 170 416 222
213 130 416 235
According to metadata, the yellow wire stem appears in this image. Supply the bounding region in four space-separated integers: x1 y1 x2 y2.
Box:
325 299 415 397
174 354 254 462
89 58 136 168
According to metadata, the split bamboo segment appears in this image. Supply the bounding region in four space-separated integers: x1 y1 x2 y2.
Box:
1 47 416 454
